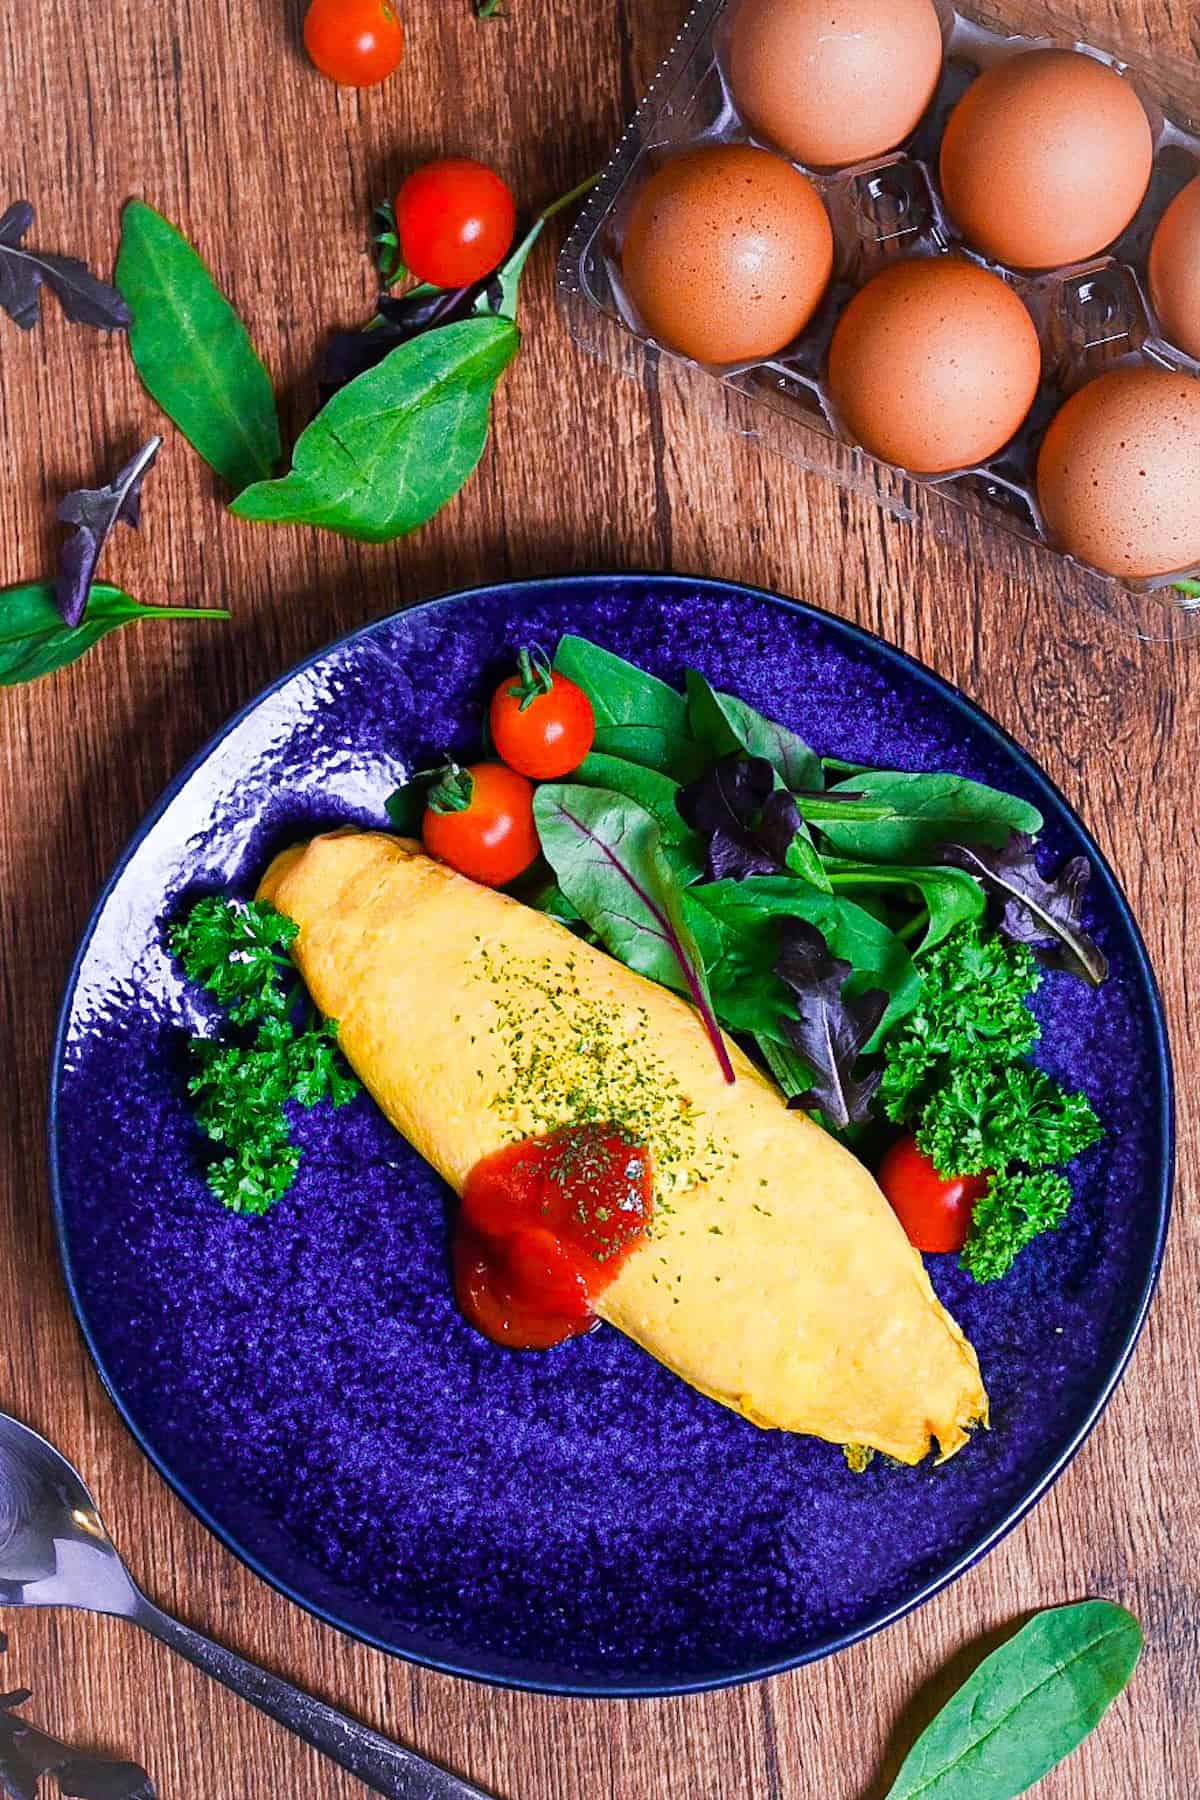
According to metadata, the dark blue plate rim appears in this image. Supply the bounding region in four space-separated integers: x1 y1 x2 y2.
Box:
48 573 1175 1698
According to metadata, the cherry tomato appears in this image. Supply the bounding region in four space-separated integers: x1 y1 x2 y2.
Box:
489 648 596 779
421 761 538 887
303 0 404 87
396 159 516 288
878 1136 990 1254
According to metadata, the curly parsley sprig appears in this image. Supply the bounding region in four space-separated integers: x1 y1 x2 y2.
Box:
881 926 1102 1281
169 897 360 1215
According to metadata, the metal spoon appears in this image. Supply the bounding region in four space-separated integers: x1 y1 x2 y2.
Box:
0 1411 493 1799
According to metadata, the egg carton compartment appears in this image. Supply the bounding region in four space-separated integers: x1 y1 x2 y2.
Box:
558 0 1200 641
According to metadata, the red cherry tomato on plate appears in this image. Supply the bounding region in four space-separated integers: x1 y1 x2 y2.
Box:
422 761 538 887
489 648 596 779
396 159 516 288
878 1135 990 1254
303 0 404 85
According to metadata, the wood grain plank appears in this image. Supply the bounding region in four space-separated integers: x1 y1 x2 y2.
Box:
2 0 1197 1793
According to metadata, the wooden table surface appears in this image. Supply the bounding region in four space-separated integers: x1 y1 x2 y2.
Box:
2 0 1199 1793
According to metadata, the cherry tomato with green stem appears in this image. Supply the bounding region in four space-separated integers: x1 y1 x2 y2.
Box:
421 761 539 887
304 0 403 85
878 1135 990 1254
396 159 516 289
489 648 596 780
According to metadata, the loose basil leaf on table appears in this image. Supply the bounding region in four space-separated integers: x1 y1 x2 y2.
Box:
232 317 518 540
116 200 281 493
817 769 1043 861
0 198 131 334
532 783 734 1082
886 1600 1142 1800
55 437 161 627
685 668 823 792
0 583 226 686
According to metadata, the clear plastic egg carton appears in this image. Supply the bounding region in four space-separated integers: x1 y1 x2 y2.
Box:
557 0 1200 640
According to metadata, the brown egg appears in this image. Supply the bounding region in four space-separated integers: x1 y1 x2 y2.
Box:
727 0 943 169
1149 174 1200 362
620 145 833 365
939 50 1153 270
826 256 1042 473
1036 365 1200 578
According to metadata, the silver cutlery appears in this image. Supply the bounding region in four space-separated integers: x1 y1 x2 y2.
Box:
0 1411 494 1800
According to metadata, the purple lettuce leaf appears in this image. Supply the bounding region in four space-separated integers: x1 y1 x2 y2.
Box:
941 835 1108 986
775 919 888 1128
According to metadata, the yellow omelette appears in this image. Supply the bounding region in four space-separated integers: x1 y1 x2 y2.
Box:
259 829 987 1463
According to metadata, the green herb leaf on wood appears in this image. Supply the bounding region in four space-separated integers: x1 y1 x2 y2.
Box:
116 200 282 493
886 1600 1142 1800
231 316 518 541
0 582 226 687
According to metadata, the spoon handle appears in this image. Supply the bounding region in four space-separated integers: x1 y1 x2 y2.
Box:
130 1595 494 1800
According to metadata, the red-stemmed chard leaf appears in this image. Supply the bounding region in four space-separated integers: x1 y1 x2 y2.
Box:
775 919 887 1127
533 783 736 1083
941 834 1108 986
55 437 161 626
0 201 131 334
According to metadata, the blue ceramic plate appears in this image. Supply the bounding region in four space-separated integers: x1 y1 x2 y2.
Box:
50 576 1172 1696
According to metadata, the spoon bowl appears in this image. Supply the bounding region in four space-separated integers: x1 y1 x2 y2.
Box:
0 1410 492 1799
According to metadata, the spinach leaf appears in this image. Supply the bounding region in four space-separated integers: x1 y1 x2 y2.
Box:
589 722 707 783
232 317 518 541
553 635 690 736
822 860 986 953
774 920 887 1128
817 770 1043 862
568 752 698 845
533 783 734 1082
943 836 1108 986
886 1601 1141 1800
685 669 823 791
55 437 160 626
0 582 226 686
116 201 281 493
691 876 920 1044
0 199 130 333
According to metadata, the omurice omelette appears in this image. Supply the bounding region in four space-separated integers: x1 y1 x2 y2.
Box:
258 828 987 1464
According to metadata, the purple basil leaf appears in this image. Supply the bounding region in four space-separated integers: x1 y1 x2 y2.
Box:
775 919 887 1128
57 1759 156 1800
318 276 503 400
941 834 1108 986
679 756 783 877
54 438 161 627
0 201 129 334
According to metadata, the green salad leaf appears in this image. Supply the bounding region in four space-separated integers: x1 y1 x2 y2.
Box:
685 669 822 791
822 861 986 954
0 581 226 686
231 316 518 541
116 200 281 493
532 783 734 1083
818 769 1043 862
886 1601 1142 1799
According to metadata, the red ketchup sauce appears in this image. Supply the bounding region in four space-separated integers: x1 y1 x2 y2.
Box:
453 1122 654 1349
